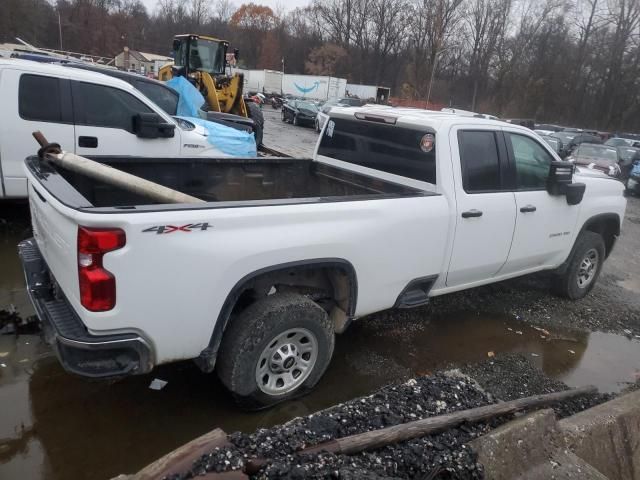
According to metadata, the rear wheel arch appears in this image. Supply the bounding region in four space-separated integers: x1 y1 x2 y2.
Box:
195 259 358 373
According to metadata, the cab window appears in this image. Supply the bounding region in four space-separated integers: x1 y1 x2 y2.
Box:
72 82 154 132
19 74 62 122
507 133 553 190
458 130 503 192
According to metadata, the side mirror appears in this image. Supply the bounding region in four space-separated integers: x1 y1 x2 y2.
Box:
546 161 574 195
133 113 175 139
233 48 240 61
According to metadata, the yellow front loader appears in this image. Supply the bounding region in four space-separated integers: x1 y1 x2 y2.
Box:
159 34 264 145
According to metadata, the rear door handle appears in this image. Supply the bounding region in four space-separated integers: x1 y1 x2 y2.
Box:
461 209 483 218
520 205 537 213
78 136 98 148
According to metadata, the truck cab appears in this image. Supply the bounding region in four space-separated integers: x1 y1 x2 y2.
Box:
0 59 228 199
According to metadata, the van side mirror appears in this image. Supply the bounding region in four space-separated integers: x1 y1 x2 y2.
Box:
133 113 175 139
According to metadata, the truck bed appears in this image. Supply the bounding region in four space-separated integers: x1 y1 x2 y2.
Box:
27 156 428 211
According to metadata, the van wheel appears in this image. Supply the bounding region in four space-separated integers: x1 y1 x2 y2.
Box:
553 231 605 300
216 293 334 410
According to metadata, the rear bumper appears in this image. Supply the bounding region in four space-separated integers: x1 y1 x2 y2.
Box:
18 238 153 378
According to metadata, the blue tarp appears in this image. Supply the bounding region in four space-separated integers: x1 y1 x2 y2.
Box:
166 76 205 117
177 116 257 157
166 76 256 157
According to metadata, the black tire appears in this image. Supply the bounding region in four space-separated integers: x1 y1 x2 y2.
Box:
293 114 299 126
553 231 605 300
246 101 264 146
216 293 335 410
281 110 287 122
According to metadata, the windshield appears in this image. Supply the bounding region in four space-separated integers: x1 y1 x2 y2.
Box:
176 38 226 75
297 101 318 111
575 145 618 162
551 132 575 143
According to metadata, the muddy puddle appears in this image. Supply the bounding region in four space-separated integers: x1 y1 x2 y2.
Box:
1 205 640 479
0 313 639 480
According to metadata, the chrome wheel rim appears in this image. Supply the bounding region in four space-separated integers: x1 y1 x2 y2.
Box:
255 328 318 396
577 248 599 289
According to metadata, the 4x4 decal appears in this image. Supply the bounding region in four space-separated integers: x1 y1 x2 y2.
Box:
142 223 211 234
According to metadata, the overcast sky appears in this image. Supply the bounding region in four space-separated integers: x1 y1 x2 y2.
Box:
140 0 311 15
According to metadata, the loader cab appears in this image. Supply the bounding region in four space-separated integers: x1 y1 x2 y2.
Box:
172 35 229 77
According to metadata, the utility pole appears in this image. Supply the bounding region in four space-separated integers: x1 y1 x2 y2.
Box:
57 10 63 50
281 57 285 95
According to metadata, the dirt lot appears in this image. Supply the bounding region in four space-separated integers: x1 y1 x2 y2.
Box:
0 112 638 479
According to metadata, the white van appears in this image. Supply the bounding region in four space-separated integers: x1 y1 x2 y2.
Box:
0 59 227 199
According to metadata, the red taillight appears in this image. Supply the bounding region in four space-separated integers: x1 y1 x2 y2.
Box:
77 227 125 312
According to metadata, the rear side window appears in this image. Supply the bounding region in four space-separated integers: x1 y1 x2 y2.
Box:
317 117 437 184
73 82 154 132
458 130 502 192
19 74 62 122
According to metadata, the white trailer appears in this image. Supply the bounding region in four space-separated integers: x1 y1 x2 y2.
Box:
282 74 346 100
263 70 283 94
346 84 391 103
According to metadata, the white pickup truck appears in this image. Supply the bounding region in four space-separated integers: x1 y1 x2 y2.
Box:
19 107 625 408
0 59 231 199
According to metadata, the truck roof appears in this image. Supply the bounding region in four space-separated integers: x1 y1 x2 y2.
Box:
0 58 138 93
330 105 519 132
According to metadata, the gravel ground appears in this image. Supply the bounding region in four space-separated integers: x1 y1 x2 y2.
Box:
167 354 611 480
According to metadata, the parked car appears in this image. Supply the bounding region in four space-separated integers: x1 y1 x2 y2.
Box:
534 123 563 133
315 98 370 132
617 146 640 178
566 144 621 177
605 138 633 147
550 131 577 158
0 59 233 199
506 118 535 129
626 162 640 195
281 99 319 126
567 133 602 154
20 107 625 408
606 137 640 148
541 135 563 155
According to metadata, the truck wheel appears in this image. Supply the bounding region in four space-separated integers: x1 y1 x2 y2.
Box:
216 293 334 410
553 231 605 300
246 101 264 146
